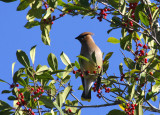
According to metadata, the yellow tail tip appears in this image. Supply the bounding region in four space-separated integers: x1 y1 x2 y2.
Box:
81 97 91 102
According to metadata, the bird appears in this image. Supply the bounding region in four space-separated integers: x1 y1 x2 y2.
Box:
75 32 103 102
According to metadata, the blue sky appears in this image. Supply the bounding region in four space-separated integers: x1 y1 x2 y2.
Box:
0 1 159 115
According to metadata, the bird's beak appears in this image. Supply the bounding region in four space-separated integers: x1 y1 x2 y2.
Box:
75 36 80 40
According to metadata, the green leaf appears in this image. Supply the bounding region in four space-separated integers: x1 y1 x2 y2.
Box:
17 77 27 87
110 88 123 92
8 96 16 100
128 82 136 100
116 96 126 103
47 0 57 8
135 3 144 21
60 52 71 66
152 9 159 24
25 21 40 29
77 55 89 62
107 37 120 44
119 63 123 74
91 51 96 63
103 60 109 72
120 35 132 51
39 96 54 108
2 90 11 94
79 0 89 7
12 62 16 77
75 61 80 69
36 65 49 75
0 100 11 110
53 101 64 115
146 92 155 100
139 11 149 26
62 75 71 84
27 6 45 22
151 95 157 102
0 79 9 84
108 109 126 115
17 0 33 11
0 0 16 2
104 52 113 61
48 53 58 71
41 27 51 45
16 50 30 67
63 63 74 79
61 86 71 107
124 58 135 69
44 113 52 115
78 85 84 90
108 0 120 9
36 73 54 80
30 45 36 64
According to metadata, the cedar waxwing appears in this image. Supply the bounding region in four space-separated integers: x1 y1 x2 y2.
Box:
76 32 103 102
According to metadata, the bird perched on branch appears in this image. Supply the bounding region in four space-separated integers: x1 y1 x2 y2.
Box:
75 32 103 102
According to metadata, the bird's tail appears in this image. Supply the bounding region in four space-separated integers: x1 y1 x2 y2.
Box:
81 88 91 102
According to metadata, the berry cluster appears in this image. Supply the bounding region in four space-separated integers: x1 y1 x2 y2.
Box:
31 87 44 98
10 83 19 88
125 103 137 115
123 2 138 33
134 39 149 64
43 15 56 25
97 8 110 22
92 83 110 98
72 66 101 77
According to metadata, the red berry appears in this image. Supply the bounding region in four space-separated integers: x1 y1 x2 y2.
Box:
134 104 137 107
16 102 20 105
120 78 124 81
140 50 144 55
21 95 24 99
80 73 83 77
31 88 34 91
138 43 142 47
98 66 101 68
144 58 147 63
97 89 101 93
150 72 153 76
135 77 139 81
125 108 127 111
143 44 148 49
103 84 106 88
10 84 14 88
34 91 37 95
94 82 97 86
86 70 90 74
103 16 106 19
16 84 19 87
145 53 148 56
108 88 110 91
104 8 107 12
92 87 96 92
148 89 151 92
131 104 134 107
135 51 138 55
51 21 54 24
132 106 135 110
50 8 54 11
137 38 139 41
53 16 56 20
77 69 81 72
34 98 36 101
129 21 133 26
31 95 34 97
31 112 35 115
141 84 144 87
17 89 20 92
93 71 96 74
100 9 105 14
41 89 44 93
20 93 23 96
107 8 110 11
73 70 76 74
68 108 72 113
126 103 130 107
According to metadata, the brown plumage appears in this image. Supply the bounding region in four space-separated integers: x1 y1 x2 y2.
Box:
76 32 103 102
